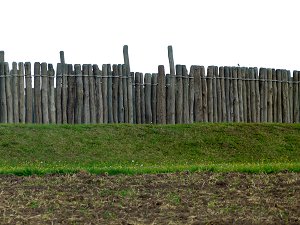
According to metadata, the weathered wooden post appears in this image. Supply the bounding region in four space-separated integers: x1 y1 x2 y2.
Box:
0 62 7 123
194 66 203 122
34 62 42 123
62 64 68 124
224 66 230 122
282 70 289 123
202 66 208 122
0 51 4 62
267 68 273 122
277 69 283 123
12 62 19 123
182 65 189 123
118 64 124 123
112 64 119 123
135 72 141 124
175 65 183 124
272 69 278 122
216 66 222 122
56 63 62 124
157 65 166 124
151 73 157 124
219 67 226 122
122 65 129 123
288 71 293 123
41 62 49 124
232 67 239 122
93 64 103 123
48 64 56 124
237 67 244 122
82 64 90 124
74 64 83 124
249 68 256 122
189 66 195 123
167 46 176 124
88 64 96 124
102 64 108 123
127 68 134 124
123 45 130 73
245 68 251 122
107 64 113 123
293 71 299 123
18 62 25 123
144 73 152 123
67 64 75 124
140 73 145 124
207 66 214 122
5 63 13 123
213 66 218 122
254 68 261 122
24 62 33 123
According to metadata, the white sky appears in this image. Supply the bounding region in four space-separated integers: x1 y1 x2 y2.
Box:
1 0 300 73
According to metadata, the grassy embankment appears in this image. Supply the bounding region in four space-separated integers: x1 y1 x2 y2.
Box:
0 123 299 175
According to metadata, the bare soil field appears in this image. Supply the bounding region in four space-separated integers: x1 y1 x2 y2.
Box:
0 172 299 224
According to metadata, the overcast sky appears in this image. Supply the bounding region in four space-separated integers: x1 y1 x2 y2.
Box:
1 0 300 73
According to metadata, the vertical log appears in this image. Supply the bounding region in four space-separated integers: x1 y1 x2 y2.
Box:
24 62 32 123
0 51 4 62
0 62 7 123
140 73 145 124
60 51 65 64
245 68 251 122
107 64 113 123
254 68 261 122
122 65 129 123
82 64 90 124
48 64 56 124
267 68 273 122
189 66 195 123
34 62 42 123
5 63 13 123
102 64 108 123
272 69 278 122
213 66 218 122
260 68 268 122
75 64 83 124
194 66 202 122
112 64 119 123
207 66 213 122
232 67 239 122
127 69 134 124
67 64 75 124
123 45 130 73
219 66 226 122
56 63 62 124
202 67 208 122
293 71 299 123
229 67 234 122
175 65 183 124
282 70 289 123
168 46 175 75
157 65 166 124
216 66 222 122
151 73 157 124
237 67 244 122
18 62 25 123
61 64 68 124
288 71 293 123
135 72 141 124
88 64 96 124
250 68 257 122
144 73 152 123
167 60 175 124
241 67 247 122
41 62 49 124
12 62 19 123
132 72 136 124
93 64 103 123
118 64 124 123
277 69 283 123
224 67 230 122
182 65 189 123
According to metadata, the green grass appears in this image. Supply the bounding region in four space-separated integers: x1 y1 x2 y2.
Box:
0 123 299 175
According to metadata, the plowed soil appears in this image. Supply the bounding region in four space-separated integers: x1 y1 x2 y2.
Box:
0 172 299 224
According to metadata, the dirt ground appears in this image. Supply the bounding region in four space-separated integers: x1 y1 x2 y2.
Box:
0 172 299 225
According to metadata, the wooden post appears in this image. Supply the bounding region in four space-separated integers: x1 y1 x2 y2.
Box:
41 62 49 124
18 62 25 123
107 64 113 123
189 66 195 123
245 68 251 122
219 66 226 121
241 67 247 122
168 46 175 75
207 66 213 122
260 68 268 122
55 63 62 124
229 67 234 122
267 68 273 122
0 51 4 62
34 62 42 123
232 67 239 122
82 64 90 124
157 65 166 124
224 67 230 122
24 62 32 123
194 66 202 122
123 45 130 73
112 64 119 123
61 64 68 124
74 64 83 124
277 69 282 123
151 73 157 124
118 64 124 123
237 67 244 122
250 68 256 122
202 66 208 122
167 51 176 124
67 64 75 124
288 71 293 123
175 65 183 124
182 65 189 123
213 66 218 122
102 64 108 123
122 65 129 123
254 68 261 122
282 70 289 123
135 72 141 124
272 69 278 122
93 64 103 123
140 73 145 124
60 51 65 64
0 62 7 123
88 64 96 124
144 73 152 123
5 63 13 123
12 62 19 123
293 71 299 123
48 64 56 124
216 66 222 122
127 69 134 124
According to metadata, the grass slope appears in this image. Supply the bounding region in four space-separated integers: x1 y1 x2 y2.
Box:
0 123 299 175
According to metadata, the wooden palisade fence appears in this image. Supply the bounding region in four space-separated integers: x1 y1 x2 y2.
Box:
0 47 299 124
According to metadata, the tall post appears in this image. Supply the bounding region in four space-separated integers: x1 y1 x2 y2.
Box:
123 45 130 73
